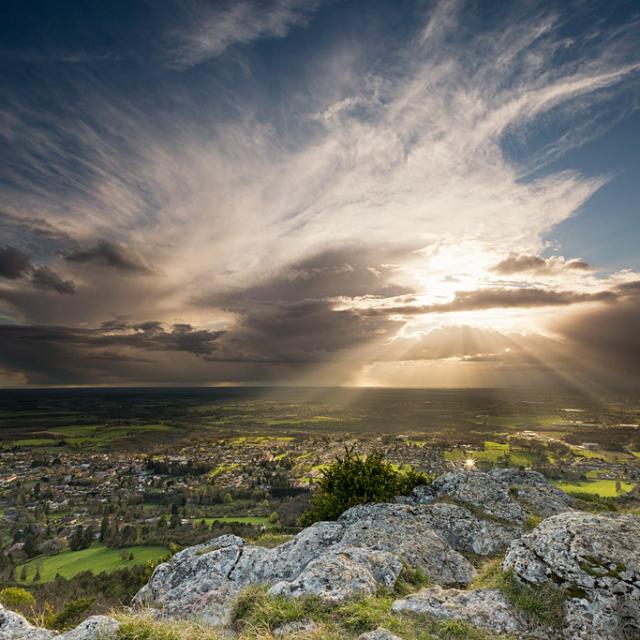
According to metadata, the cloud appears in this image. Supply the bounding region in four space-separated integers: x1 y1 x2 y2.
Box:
31 266 76 295
64 240 153 273
0 246 32 279
0 245 76 295
364 286 618 316
491 253 592 275
1 1 639 385
166 0 323 68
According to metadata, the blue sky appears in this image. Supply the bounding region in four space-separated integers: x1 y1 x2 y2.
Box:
0 0 639 387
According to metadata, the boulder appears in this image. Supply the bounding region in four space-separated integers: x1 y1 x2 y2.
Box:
269 545 402 602
420 502 520 555
392 586 528 635
0 605 54 640
489 468 573 518
503 511 640 639
432 471 525 523
57 616 120 640
339 504 476 585
133 534 252 626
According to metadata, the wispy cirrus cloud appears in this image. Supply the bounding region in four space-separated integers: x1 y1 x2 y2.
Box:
165 0 325 68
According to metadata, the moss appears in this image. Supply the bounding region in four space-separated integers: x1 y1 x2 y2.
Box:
524 514 543 530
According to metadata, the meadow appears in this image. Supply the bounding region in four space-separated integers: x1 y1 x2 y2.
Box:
16 544 168 583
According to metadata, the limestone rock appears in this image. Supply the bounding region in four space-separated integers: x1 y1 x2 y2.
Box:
392 586 529 635
57 616 120 640
269 545 402 602
133 534 252 626
489 468 573 518
272 619 319 636
0 605 54 640
432 471 525 523
357 628 402 639
503 511 640 639
420 502 520 556
339 504 475 585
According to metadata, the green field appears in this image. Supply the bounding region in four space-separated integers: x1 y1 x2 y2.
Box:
191 516 273 527
444 441 536 466
552 479 636 497
17 544 168 583
7 423 175 450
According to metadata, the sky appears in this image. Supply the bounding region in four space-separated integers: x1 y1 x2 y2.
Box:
0 0 639 389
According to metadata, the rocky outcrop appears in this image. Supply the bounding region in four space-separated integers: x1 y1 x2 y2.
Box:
392 586 529 635
429 469 573 525
338 504 476 584
132 468 576 628
135 501 476 625
0 607 119 640
503 511 640 639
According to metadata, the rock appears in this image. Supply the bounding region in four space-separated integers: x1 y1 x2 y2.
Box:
408 484 436 504
503 511 640 639
420 502 520 555
339 504 476 585
392 586 528 635
0 605 54 640
432 471 525 523
489 468 573 518
133 534 252 626
272 618 319 636
269 545 402 602
57 616 120 640
357 628 402 639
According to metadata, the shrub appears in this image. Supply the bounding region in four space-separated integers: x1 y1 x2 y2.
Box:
46 596 96 630
300 447 432 525
0 586 35 612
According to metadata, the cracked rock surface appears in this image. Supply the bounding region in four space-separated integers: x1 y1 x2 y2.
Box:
503 511 640 639
392 586 530 635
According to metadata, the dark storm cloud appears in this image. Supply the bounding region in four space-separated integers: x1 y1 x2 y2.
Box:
0 245 76 295
214 298 402 363
0 321 227 384
207 245 414 307
97 321 225 356
0 246 32 279
30 266 76 295
64 241 153 274
366 286 618 316
491 253 592 275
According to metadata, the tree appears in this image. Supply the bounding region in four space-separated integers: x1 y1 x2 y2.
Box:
299 447 432 525
99 515 109 542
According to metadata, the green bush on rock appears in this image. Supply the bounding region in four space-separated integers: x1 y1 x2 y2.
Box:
300 447 432 525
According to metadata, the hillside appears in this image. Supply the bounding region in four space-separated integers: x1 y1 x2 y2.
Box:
1 469 638 639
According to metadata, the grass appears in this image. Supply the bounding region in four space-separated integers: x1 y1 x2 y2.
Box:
471 558 565 629
247 531 295 548
17 544 168 583
552 479 635 497
192 516 274 528
228 584 504 639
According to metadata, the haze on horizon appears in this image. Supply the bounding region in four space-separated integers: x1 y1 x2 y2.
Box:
1 0 639 390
